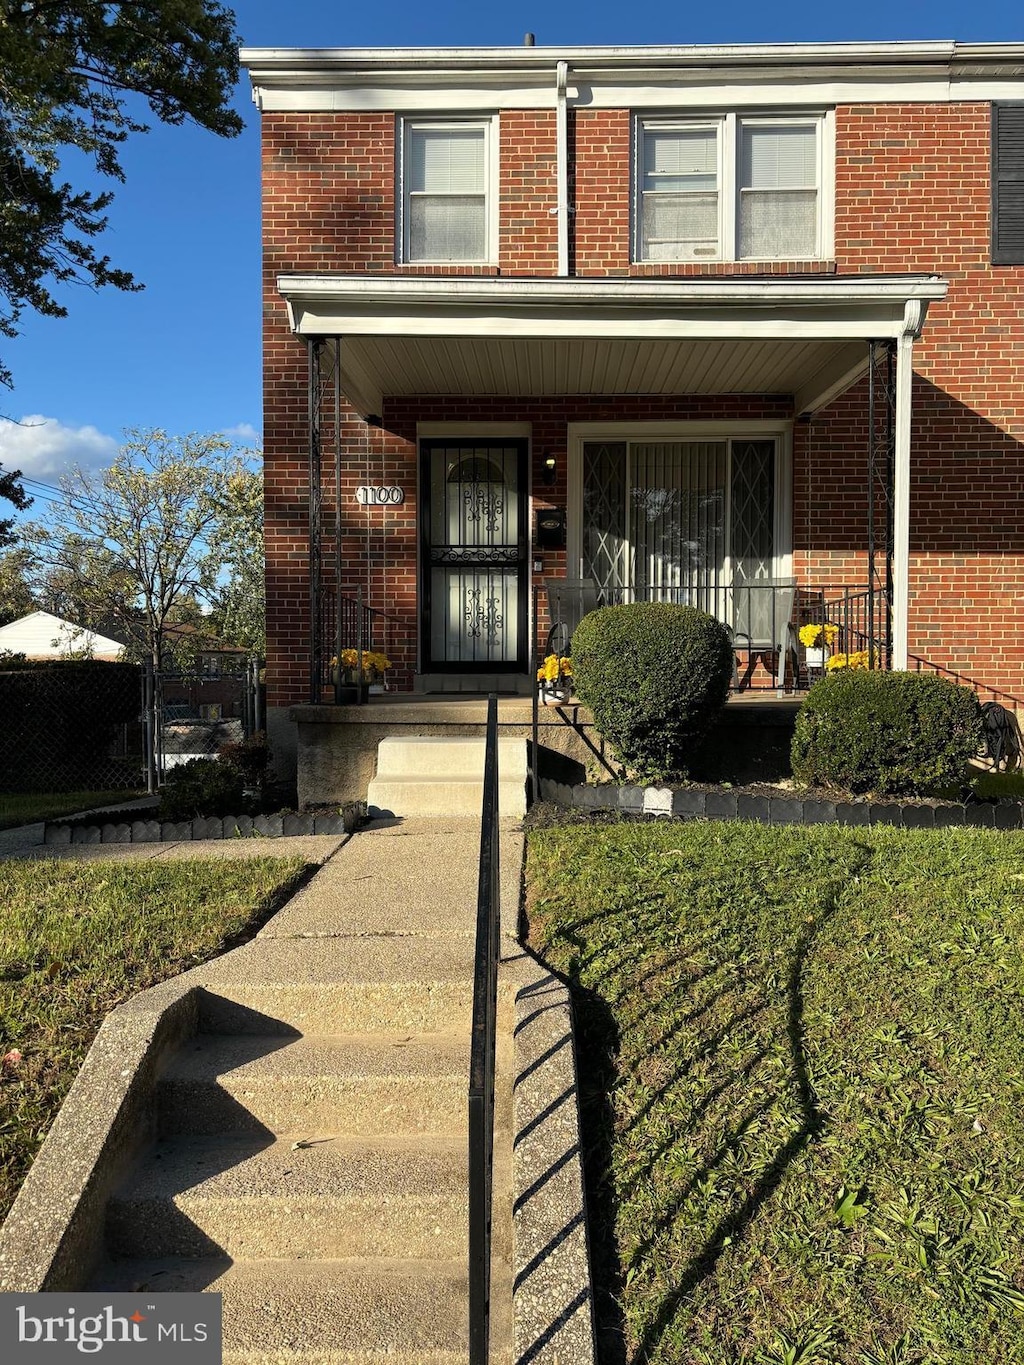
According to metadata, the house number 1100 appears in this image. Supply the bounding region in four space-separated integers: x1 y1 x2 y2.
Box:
355 485 405 505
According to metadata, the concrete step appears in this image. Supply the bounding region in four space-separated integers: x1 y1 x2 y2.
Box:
89 1256 477 1363
195 936 475 1034
366 776 527 819
158 1032 469 1137
373 737 528 780
107 1134 467 1261
367 737 529 818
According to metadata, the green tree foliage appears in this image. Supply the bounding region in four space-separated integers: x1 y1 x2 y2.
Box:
206 466 264 655
0 461 30 545
0 1 243 389
0 544 34 623
24 428 253 669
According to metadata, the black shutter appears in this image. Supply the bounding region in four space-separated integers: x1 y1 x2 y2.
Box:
992 103 1024 265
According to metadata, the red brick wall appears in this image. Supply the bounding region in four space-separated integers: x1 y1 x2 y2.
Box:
797 103 1024 697
261 98 1024 705
499 110 558 273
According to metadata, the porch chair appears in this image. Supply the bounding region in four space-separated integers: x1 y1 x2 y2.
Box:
728 579 800 691
543 577 599 657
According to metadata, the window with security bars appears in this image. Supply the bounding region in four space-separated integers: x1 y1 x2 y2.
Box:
402 120 492 263
581 438 776 619
637 114 824 262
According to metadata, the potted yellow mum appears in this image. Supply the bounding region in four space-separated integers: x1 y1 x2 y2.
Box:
798 622 838 669
537 653 573 706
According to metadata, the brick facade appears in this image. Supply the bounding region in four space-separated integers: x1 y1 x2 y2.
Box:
257 72 1024 708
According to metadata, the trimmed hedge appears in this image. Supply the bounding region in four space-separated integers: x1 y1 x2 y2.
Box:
570 602 734 781
792 670 982 795
0 662 142 793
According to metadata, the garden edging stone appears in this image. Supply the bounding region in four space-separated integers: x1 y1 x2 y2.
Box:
537 778 1024 829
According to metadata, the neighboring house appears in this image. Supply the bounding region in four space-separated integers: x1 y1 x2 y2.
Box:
0 610 125 661
242 38 1024 762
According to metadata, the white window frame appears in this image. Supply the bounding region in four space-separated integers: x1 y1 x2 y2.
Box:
634 112 834 263
398 115 499 265
566 420 793 587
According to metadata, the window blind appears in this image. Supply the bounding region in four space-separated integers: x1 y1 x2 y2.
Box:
641 126 719 260
739 123 817 259
406 125 487 262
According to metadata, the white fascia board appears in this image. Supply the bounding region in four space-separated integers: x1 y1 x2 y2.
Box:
253 84 556 112
249 73 979 115
278 274 948 341
291 306 918 343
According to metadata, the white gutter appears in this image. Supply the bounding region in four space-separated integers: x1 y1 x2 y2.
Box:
555 60 569 277
241 40 964 73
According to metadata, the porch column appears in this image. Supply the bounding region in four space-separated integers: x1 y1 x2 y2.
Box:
892 306 920 672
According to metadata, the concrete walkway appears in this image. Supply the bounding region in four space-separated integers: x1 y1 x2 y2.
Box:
0 813 521 1364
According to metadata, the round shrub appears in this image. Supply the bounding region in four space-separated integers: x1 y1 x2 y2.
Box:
570 602 734 780
791 670 982 795
158 757 244 820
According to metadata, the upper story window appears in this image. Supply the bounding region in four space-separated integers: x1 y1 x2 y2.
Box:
400 117 497 264
637 112 832 263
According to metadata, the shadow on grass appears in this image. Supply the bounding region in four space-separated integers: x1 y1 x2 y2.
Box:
552 844 871 1365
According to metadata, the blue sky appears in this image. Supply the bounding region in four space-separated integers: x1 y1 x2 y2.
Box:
1 0 1023 490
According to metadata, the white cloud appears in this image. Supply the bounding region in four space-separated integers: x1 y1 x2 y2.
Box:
0 415 119 484
223 422 261 446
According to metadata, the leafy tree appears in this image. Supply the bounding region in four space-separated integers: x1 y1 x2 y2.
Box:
0 462 30 546
206 467 264 656
0 544 35 624
0 1 243 390
24 428 252 669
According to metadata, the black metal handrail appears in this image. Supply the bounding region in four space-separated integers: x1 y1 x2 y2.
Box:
539 577 893 691
317 586 394 703
469 694 500 1365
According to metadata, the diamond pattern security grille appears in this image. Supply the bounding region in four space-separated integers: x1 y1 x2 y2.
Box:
582 442 627 592
730 440 775 580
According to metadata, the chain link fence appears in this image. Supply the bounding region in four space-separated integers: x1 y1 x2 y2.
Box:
143 659 264 791
0 662 145 795
0 659 264 798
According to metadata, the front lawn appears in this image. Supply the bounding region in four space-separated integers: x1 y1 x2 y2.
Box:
526 820 1024 1365
0 857 307 1220
0 790 146 831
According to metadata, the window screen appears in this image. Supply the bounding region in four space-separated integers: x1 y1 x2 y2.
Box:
738 122 818 259
406 124 487 262
641 125 720 261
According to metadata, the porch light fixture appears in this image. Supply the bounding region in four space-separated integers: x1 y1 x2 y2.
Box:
543 452 557 486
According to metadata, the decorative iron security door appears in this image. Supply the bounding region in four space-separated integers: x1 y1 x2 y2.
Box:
421 440 528 671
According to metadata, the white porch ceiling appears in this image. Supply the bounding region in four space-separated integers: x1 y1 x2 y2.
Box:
278 274 948 420
344 334 859 403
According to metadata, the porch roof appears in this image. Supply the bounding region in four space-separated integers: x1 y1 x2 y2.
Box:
277 273 947 421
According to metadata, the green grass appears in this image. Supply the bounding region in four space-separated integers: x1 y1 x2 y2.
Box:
0 790 145 831
526 820 1024 1365
0 856 307 1220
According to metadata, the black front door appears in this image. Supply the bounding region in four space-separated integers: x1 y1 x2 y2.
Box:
420 439 528 672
